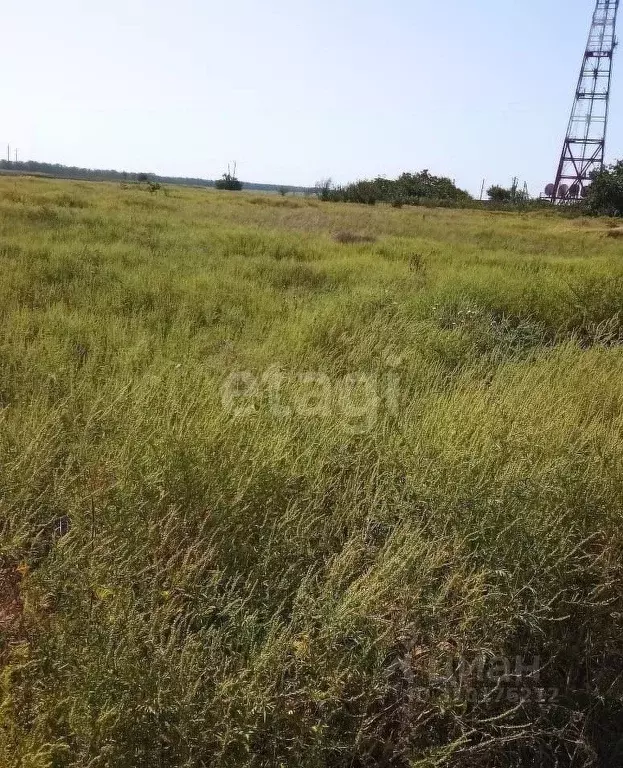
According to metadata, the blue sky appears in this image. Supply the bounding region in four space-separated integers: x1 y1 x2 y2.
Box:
2 0 621 195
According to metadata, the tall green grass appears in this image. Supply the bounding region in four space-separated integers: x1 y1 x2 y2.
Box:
0 177 622 767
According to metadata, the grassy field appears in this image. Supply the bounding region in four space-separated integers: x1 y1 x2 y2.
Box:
1 176 623 767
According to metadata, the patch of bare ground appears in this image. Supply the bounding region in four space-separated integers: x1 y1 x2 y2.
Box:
333 230 377 244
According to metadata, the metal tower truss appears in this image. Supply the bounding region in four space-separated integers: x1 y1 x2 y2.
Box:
548 0 620 202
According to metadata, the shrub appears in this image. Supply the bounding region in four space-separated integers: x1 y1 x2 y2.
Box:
585 160 623 216
215 164 243 192
327 170 471 206
215 173 243 191
487 184 514 202
314 178 333 201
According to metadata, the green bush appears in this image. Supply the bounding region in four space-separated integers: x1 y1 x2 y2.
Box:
328 170 471 206
215 172 243 191
585 160 623 216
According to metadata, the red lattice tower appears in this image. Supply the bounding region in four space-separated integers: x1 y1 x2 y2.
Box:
547 1 620 202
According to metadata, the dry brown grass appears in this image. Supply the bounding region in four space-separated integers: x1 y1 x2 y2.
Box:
333 230 377 244
0 559 23 634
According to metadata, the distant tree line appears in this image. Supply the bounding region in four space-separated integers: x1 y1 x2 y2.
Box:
5 156 623 216
319 170 471 206
0 159 311 195
0 159 219 188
